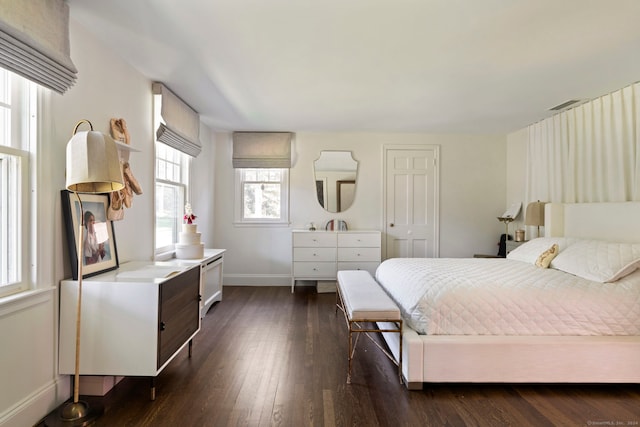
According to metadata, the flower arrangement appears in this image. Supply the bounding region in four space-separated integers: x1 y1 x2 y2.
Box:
184 203 197 224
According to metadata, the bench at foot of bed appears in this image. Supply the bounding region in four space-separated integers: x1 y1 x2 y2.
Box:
336 270 402 385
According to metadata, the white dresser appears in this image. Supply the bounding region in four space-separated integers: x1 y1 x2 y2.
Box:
291 230 381 292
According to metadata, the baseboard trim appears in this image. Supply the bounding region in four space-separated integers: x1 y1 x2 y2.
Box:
224 274 294 286
0 376 69 427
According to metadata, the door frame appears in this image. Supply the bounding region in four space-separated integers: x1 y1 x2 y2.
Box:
382 144 440 260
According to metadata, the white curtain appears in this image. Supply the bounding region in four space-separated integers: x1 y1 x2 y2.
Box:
527 82 640 204
0 0 77 94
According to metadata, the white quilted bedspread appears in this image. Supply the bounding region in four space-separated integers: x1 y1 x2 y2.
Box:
375 258 640 336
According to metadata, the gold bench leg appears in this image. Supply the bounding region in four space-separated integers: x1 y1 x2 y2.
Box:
337 280 403 385
398 321 403 385
347 323 352 384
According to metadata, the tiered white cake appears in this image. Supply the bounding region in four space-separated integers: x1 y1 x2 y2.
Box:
175 224 204 259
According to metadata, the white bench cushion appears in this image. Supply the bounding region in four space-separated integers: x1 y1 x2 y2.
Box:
337 270 400 321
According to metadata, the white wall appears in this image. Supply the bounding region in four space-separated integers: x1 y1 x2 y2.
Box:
190 124 216 248
213 132 507 285
53 24 156 270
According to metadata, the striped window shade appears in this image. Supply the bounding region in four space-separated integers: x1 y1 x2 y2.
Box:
152 82 201 157
232 132 293 168
0 0 77 94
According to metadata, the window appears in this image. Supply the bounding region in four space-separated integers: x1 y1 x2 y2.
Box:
155 142 190 253
235 168 289 225
0 69 35 297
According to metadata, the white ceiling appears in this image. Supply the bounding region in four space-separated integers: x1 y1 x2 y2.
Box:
68 0 640 134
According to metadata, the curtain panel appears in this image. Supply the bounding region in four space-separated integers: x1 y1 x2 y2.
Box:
527 82 640 205
0 0 77 94
152 82 201 157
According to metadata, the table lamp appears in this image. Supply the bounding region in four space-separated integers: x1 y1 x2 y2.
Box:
525 200 546 238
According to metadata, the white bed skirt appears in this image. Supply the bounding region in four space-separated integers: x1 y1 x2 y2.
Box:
380 323 640 389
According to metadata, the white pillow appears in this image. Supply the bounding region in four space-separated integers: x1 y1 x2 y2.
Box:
550 239 640 283
507 237 574 264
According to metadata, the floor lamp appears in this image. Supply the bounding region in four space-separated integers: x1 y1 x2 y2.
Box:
55 120 124 425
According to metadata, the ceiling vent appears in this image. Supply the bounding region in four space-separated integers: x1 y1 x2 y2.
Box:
549 99 585 112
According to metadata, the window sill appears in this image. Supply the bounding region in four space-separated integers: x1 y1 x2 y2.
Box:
233 221 291 228
154 249 176 261
0 286 56 317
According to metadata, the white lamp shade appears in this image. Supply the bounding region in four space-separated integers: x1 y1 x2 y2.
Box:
66 131 124 193
525 201 546 227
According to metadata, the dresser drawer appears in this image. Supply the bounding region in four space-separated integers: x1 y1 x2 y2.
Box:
293 247 336 262
337 232 380 248
338 262 379 276
293 232 337 247
293 262 337 278
337 247 381 262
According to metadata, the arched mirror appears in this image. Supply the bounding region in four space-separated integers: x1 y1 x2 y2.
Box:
314 151 358 213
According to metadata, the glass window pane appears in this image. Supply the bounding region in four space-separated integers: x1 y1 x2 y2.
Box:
236 168 288 224
0 69 32 296
172 164 180 182
0 71 10 147
243 182 281 219
155 182 184 249
0 70 9 104
0 147 22 285
269 170 281 181
156 159 164 180
154 136 189 251
244 169 255 181
0 107 8 146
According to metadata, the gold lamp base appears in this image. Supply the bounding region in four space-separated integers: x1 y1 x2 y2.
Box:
497 216 515 236
42 399 103 426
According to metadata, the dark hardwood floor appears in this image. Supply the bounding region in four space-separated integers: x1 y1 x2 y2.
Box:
62 286 640 426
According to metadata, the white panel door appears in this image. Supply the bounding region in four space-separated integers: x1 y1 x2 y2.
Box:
384 145 439 259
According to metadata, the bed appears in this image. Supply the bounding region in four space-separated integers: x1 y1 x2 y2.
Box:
375 202 640 389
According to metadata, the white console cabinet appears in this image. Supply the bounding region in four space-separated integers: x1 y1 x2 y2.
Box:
291 230 381 292
59 261 202 399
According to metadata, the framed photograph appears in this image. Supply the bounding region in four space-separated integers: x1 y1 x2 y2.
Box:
61 190 119 279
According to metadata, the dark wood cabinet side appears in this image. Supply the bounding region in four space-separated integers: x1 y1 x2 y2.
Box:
157 265 201 368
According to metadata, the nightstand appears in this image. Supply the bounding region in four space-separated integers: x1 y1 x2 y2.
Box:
505 240 527 255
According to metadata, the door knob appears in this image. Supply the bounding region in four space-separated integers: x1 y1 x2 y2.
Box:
390 223 394 227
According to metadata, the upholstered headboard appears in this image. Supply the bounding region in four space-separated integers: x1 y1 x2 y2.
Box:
545 202 640 243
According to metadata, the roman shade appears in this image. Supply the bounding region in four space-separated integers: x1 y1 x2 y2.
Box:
232 132 293 168
152 82 201 157
0 0 77 94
